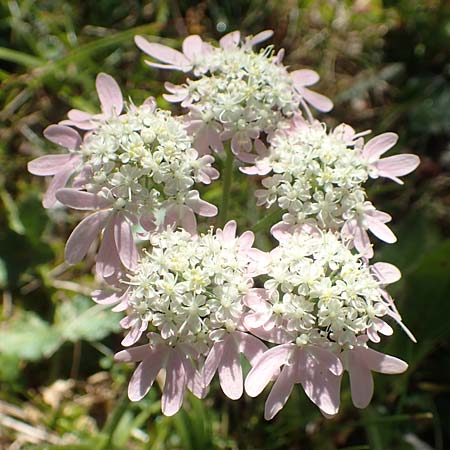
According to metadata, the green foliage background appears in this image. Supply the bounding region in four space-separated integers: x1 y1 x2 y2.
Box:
1 1 449 449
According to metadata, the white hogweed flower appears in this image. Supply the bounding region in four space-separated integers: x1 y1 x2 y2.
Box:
243 230 410 419
114 222 267 407
135 30 332 160
246 118 419 257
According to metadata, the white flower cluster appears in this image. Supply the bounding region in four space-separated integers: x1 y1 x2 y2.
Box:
257 231 388 348
253 122 370 230
124 226 254 349
80 102 216 214
183 44 299 141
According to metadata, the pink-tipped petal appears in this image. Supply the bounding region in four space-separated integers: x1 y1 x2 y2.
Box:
114 344 151 362
264 364 295 420
238 231 255 251
236 331 267 366
250 30 274 46
355 347 408 374
301 87 333 112
96 73 123 117
42 167 74 208
365 216 397 244
186 191 218 217
374 154 420 183
218 337 243 400
135 36 190 69
222 220 237 241
67 109 93 122
92 289 121 305
56 188 112 210
243 289 270 311
347 350 374 409
245 344 293 397
122 326 144 347
128 348 165 401
64 210 110 264
180 354 207 399
363 132 398 161
290 69 320 87
162 351 188 416
298 350 341 415
28 154 73 176
219 31 240 49
202 340 226 387
43 125 81 150
372 262 401 284
182 35 203 60
113 214 138 270
96 220 120 278
308 347 343 376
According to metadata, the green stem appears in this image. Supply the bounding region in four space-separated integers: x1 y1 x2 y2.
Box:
218 145 234 226
251 208 283 233
97 391 130 450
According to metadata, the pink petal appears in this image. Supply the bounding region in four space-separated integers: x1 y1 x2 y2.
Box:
218 337 243 400
354 347 408 374
243 288 270 311
236 331 267 365
308 346 343 376
219 31 240 49
243 311 272 329
128 347 165 401
114 344 151 362
162 351 188 416
264 364 295 420
374 154 420 183
67 109 92 122
96 220 120 278
28 154 73 176
301 87 333 112
43 125 81 150
42 167 74 208
179 206 198 235
96 72 123 117
347 349 374 408
113 214 138 270
246 325 293 345
363 132 398 162
180 354 207 399
375 318 394 336
222 220 237 241
64 210 110 264
245 344 293 397
202 340 226 387
135 36 190 70
185 191 218 217
365 216 397 244
290 69 320 87
56 188 112 210
250 30 274 46
91 289 122 305
238 230 255 250
371 262 401 284
122 326 144 347
182 35 203 60
298 350 341 415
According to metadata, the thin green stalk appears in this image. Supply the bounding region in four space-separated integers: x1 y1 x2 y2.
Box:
251 208 283 233
218 146 234 226
97 391 130 450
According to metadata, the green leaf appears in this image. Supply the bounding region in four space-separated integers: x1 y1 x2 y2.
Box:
54 295 121 343
0 311 61 361
0 46 44 68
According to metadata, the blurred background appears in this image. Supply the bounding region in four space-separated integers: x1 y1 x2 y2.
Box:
1 1 450 449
